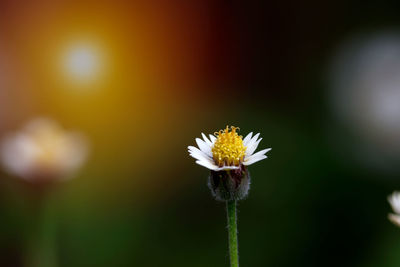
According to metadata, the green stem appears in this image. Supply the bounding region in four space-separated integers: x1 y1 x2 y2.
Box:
26 191 58 267
226 200 239 267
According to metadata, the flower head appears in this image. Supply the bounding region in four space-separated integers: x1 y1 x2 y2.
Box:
188 126 271 201
212 126 246 167
188 126 271 171
388 191 400 227
0 118 89 182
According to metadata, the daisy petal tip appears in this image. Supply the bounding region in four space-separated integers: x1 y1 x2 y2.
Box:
243 132 253 145
243 155 267 166
195 160 218 170
201 133 212 144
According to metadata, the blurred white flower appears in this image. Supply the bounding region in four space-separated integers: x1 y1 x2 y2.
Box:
0 118 89 181
330 32 400 172
388 191 400 227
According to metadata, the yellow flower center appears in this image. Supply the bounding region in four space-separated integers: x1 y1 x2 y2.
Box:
212 126 246 167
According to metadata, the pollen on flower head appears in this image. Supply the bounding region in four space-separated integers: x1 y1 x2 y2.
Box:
212 126 246 167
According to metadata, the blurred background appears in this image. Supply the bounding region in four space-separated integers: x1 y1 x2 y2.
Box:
1 0 400 266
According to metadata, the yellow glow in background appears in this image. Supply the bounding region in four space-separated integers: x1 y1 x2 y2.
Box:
0 2 232 265
0 0 220 203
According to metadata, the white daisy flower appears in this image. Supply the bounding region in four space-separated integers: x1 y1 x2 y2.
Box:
388 191 400 227
188 126 271 171
0 118 89 181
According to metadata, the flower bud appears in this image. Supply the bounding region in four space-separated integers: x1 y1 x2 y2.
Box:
208 165 250 201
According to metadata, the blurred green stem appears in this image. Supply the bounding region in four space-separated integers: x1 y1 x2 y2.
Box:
226 200 239 267
26 191 58 267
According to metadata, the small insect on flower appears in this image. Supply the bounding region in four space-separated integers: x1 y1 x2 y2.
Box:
0 118 89 182
388 191 400 227
188 126 271 201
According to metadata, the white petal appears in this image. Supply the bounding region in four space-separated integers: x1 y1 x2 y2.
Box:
188 145 198 151
209 135 217 143
389 213 400 227
193 155 215 166
215 165 240 171
242 132 253 146
0 134 39 179
188 146 209 157
189 148 214 163
188 145 213 159
201 133 212 146
195 160 219 170
196 138 212 157
190 152 215 165
389 192 400 214
245 148 271 161
246 137 262 157
243 155 267 166
57 133 89 175
245 133 260 150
